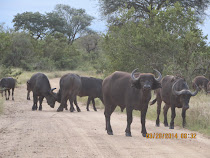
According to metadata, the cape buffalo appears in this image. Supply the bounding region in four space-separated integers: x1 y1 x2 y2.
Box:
192 76 209 94
57 73 82 112
102 68 162 137
28 73 57 111
150 75 199 129
26 80 32 100
74 77 103 111
0 77 16 100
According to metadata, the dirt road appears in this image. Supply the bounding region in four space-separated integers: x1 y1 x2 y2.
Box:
0 78 210 158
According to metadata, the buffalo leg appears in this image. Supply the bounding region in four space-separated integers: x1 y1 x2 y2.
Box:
32 94 38 111
65 104 68 110
141 105 148 137
125 107 133 137
70 100 75 112
5 90 7 100
64 102 68 110
38 96 44 111
163 104 170 127
169 105 176 129
57 94 68 112
92 98 97 111
86 97 91 111
182 108 187 128
27 91 30 100
12 88 14 100
7 90 10 100
156 99 162 127
72 98 81 112
104 105 116 135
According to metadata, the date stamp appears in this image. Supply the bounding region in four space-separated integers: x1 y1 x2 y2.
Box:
146 133 197 139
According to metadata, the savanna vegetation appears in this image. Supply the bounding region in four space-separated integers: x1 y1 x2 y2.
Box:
0 1 210 135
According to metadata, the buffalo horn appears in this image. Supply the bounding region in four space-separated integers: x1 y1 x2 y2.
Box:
50 88 57 99
131 68 140 81
154 69 162 82
190 84 199 96
172 80 185 96
51 88 56 92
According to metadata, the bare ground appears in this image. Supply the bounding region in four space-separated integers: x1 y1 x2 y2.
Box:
0 78 210 158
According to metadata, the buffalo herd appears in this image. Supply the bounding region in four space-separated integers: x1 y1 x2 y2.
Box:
0 70 209 137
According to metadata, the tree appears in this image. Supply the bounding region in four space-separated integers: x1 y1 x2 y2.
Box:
0 23 12 64
52 4 95 44
13 12 47 39
101 3 209 82
98 0 210 24
78 32 101 53
45 12 65 34
2 32 36 70
42 33 80 69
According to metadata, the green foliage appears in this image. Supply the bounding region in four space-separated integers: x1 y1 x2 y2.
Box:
42 34 80 69
13 12 47 39
0 65 22 81
0 24 12 62
2 32 36 70
99 0 210 24
12 4 95 43
101 3 210 82
53 4 95 44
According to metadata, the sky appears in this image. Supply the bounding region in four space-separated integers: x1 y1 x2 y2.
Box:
0 0 107 32
0 0 209 43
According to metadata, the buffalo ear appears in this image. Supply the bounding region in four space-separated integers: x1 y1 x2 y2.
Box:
152 80 161 90
131 80 141 89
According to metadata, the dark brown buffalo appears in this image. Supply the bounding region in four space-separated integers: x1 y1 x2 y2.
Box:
28 73 57 111
102 69 162 137
74 77 103 111
0 77 16 100
150 75 198 129
192 76 209 94
26 80 32 100
57 73 82 112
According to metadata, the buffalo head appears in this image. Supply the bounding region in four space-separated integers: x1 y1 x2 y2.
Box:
172 80 198 110
131 68 162 91
46 88 57 108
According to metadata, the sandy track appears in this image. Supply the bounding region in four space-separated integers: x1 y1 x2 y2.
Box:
0 78 210 158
